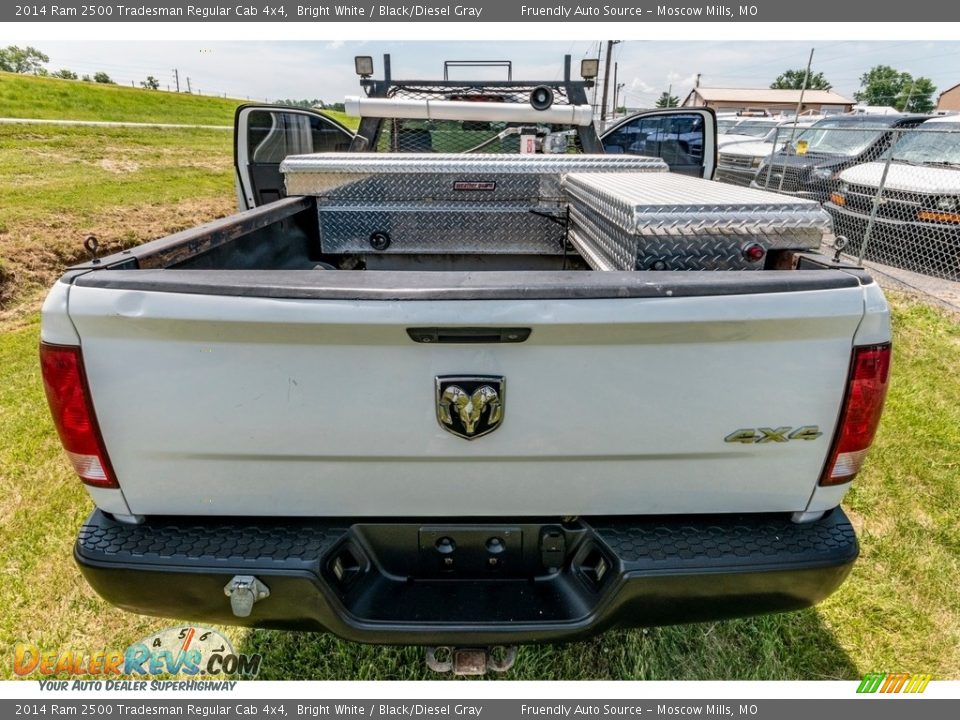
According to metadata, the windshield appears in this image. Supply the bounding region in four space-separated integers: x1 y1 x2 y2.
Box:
726 120 776 138
890 123 960 165
789 118 894 156
766 124 809 142
717 119 739 133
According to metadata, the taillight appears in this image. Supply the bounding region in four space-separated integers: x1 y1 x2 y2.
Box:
39 343 118 488
820 343 891 486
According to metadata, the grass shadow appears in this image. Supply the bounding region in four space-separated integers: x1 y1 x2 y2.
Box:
238 609 858 681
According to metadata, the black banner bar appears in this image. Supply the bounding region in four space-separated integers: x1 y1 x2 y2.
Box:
5 1 958 23
1 699 958 719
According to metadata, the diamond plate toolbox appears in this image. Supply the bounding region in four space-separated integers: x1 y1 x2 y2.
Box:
280 153 667 254
564 172 833 271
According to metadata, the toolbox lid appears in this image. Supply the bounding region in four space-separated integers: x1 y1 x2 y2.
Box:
563 172 833 235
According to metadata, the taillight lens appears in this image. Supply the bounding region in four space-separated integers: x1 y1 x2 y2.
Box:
39 343 118 488
820 343 891 486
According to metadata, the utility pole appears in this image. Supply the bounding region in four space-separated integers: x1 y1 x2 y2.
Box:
600 40 620 123
779 47 814 192
613 82 625 119
792 48 814 119
610 62 618 118
903 79 916 112
172 68 180 93
186 77 192 94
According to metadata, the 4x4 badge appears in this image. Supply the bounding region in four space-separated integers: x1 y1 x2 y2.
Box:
435 375 505 440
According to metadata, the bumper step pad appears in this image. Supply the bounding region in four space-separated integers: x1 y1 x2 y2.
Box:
76 509 857 645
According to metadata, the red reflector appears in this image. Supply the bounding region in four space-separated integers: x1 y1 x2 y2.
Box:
742 242 766 262
39 343 118 488
820 343 891 486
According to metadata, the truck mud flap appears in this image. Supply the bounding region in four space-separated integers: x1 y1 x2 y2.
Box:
75 509 858 645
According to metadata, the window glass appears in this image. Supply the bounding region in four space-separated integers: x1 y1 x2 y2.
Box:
247 110 350 163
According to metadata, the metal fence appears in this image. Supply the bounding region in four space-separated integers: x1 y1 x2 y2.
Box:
715 123 960 308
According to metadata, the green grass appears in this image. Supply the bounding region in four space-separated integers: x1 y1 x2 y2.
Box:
0 98 956 680
1 293 957 680
0 71 360 131
0 72 244 125
0 124 235 312
321 109 361 132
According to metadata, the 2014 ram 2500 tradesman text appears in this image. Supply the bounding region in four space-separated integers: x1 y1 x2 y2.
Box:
41 57 889 653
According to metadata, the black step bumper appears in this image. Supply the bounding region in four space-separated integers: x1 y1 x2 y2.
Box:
75 508 858 645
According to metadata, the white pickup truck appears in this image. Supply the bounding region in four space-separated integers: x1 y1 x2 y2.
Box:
41 57 890 660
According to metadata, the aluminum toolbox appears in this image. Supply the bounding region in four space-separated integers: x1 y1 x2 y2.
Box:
280 153 667 255
564 172 833 271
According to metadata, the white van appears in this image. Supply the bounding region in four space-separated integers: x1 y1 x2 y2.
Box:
826 114 960 280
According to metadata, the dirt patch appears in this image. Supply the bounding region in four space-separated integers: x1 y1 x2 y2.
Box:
97 158 141 174
0 194 235 322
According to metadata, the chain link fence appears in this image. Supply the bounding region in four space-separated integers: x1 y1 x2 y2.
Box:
716 122 960 309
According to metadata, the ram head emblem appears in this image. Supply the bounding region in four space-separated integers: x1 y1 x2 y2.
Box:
435 376 505 440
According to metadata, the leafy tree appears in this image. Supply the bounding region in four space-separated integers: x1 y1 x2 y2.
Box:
770 69 831 90
51 69 78 80
655 91 679 108
140 76 160 90
855 65 936 112
275 98 325 108
81 74 92 82
93 72 114 84
0 45 49 74
896 77 937 113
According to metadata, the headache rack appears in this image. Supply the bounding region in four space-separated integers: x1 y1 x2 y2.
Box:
348 54 604 155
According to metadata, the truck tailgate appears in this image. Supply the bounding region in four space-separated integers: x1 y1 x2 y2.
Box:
66 272 867 517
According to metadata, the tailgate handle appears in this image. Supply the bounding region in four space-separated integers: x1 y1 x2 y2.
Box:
407 327 531 344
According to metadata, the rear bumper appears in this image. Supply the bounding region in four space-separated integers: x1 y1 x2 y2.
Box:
76 508 858 645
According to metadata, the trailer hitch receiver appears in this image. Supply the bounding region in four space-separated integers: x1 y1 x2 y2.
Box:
425 646 517 675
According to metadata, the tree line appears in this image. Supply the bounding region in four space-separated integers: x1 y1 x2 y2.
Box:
650 65 937 113
0 45 160 90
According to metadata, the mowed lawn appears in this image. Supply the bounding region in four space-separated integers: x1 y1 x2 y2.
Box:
0 72 244 125
2 293 956 680
0 123 237 321
0 115 957 680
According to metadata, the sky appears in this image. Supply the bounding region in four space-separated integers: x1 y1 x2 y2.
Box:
32 40 960 108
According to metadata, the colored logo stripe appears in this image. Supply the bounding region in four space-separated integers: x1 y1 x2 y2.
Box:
904 674 933 693
856 672 932 694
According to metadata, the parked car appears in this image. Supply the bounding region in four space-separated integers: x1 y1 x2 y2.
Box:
716 117 741 134
753 114 930 201
716 117 782 148
716 120 819 186
825 115 960 280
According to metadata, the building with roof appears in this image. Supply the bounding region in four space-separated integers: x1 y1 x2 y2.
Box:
937 83 960 112
682 87 854 115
